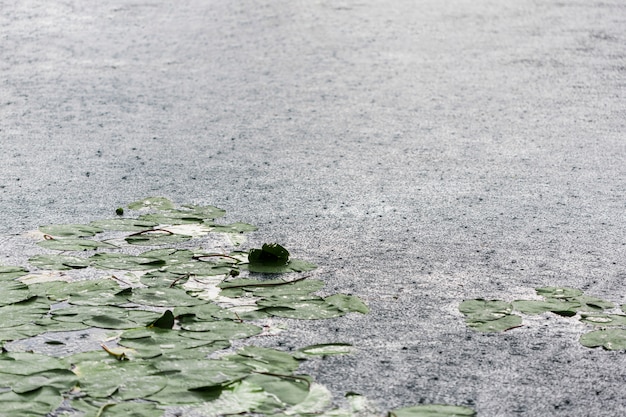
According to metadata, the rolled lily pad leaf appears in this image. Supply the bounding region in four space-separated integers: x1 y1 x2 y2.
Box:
466 314 522 333
149 310 175 329
39 224 103 238
263 300 345 320
90 218 158 231
248 243 290 267
90 253 166 270
580 329 626 350
29 254 90 270
294 343 355 357
127 287 207 307
389 404 476 417
580 314 626 326
325 294 370 314
511 299 581 315
207 222 258 233
179 320 263 340
37 238 117 251
128 196 175 210
535 287 583 299
0 265 29 280
125 230 193 246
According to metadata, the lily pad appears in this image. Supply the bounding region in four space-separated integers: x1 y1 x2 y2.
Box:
0 265 29 280
39 224 103 238
246 259 318 274
207 222 258 233
325 294 369 314
535 287 584 299
126 287 208 307
179 320 263 340
511 299 581 315
37 238 117 251
90 253 166 271
579 329 626 350
580 314 626 326
261 300 345 320
128 197 175 211
390 404 476 417
125 230 193 246
29 254 90 270
294 343 356 357
90 218 159 231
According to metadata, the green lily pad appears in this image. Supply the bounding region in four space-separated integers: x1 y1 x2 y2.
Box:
164 261 233 276
511 299 581 315
0 352 67 375
128 197 175 211
0 280 32 306
0 265 29 280
0 296 50 328
11 369 78 395
89 253 166 271
37 238 117 251
90 218 159 231
28 254 90 270
244 373 310 407
579 329 626 350
580 314 626 326
179 320 263 340
466 314 522 333
39 224 103 238
261 300 345 320
207 222 258 233
246 259 318 274
535 287 583 299
138 205 226 225
227 346 300 374
0 387 64 417
126 287 207 307
325 294 370 314
390 404 476 417
92 402 163 417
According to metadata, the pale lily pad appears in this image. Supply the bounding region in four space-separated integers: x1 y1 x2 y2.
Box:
535 287 583 299
246 259 317 274
294 343 355 357
579 329 626 350
39 224 103 238
0 296 50 328
466 314 522 333
0 280 32 306
128 196 175 210
179 320 263 339
227 346 300 374
390 404 476 417
262 300 345 320
95 402 163 417
580 314 626 326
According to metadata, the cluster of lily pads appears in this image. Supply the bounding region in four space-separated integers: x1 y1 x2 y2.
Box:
0 197 476 417
460 287 626 350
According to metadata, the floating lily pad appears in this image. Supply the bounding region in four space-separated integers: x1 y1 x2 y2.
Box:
246 259 317 274
90 253 166 271
39 224 103 238
0 296 50 328
207 222 258 233
125 230 193 246
37 238 117 251
459 299 522 332
294 343 356 357
261 300 345 320
90 218 159 231
511 299 581 315
128 197 175 211
139 205 226 225
29 254 90 270
227 346 300 374
580 314 626 326
579 329 626 350
325 294 370 314
0 280 32 306
179 320 263 340
535 287 583 299
126 287 208 307
0 265 29 280
390 404 476 417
